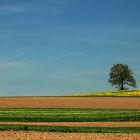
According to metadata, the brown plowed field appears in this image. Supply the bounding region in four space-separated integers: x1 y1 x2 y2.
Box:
0 131 140 140
0 97 140 109
0 122 140 127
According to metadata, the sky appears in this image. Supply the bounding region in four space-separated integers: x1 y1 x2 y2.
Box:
0 0 140 96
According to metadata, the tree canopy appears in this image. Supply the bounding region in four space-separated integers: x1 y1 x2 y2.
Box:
108 64 136 90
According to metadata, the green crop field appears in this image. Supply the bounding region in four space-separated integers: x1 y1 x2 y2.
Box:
0 124 139 133
0 108 140 122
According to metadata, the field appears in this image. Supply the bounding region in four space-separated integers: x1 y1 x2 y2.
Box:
0 93 139 140
1 131 140 140
71 90 140 97
0 96 140 109
0 108 139 122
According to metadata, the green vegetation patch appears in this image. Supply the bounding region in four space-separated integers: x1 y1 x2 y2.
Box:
0 124 139 133
0 108 140 122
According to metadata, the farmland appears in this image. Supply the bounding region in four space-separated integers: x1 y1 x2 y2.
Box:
71 90 140 97
0 131 140 140
0 94 139 140
0 96 140 109
0 108 139 122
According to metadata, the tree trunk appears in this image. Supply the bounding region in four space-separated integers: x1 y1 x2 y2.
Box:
120 75 124 90
120 84 124 90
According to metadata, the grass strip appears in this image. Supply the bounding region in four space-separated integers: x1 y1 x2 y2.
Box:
0 124 139 133
0 108 140 122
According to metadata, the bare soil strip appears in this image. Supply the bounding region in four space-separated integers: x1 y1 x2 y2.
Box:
0 97 140 109
0 122 140 127
0 131 140 140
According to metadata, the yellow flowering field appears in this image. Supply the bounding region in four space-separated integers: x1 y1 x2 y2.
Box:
71 90 140 97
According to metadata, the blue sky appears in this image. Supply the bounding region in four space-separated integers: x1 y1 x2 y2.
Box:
0 0 140 96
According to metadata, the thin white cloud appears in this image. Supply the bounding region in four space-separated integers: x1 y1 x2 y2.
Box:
0 59 26 69
0 3 64 16
46 52 85 61
65 52 85 57
0 5 25 13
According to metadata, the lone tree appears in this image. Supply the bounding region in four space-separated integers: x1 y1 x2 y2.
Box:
108 64 136 90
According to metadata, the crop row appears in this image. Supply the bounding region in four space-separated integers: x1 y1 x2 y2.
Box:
0 124 139 133
0 108 140 122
